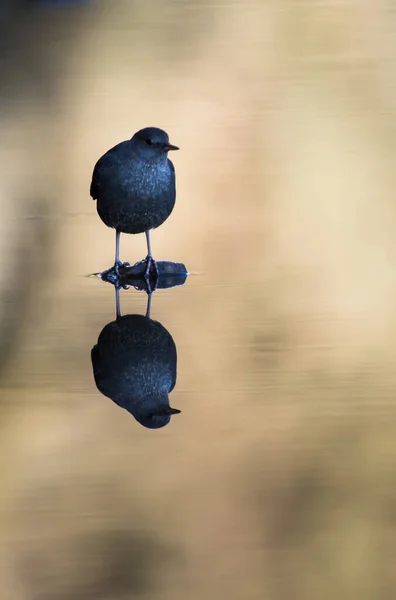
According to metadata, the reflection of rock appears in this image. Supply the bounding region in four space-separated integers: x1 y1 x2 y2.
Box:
91 311 180 429
98 259 188 292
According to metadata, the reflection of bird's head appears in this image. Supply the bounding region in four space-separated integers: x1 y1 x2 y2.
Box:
131 127 179 161
91 312 180 430
135 406 181 430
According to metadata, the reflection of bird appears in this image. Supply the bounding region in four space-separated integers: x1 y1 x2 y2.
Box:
90 127 179 277
91 292 180 429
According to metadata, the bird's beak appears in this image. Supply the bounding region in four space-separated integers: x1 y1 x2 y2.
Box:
162 144 179 152
166 407 181 415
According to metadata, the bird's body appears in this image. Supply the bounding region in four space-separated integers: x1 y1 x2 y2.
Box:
91 140 176 234
90 127 179 271
91 314 179 429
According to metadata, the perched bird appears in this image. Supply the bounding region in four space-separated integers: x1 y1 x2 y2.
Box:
91 307 181 429
90 127 179 276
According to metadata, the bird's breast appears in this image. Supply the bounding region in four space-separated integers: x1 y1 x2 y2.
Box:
96 157 175 233
127 160 173 198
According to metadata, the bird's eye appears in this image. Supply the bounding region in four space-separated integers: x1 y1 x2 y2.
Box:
145 139 153 145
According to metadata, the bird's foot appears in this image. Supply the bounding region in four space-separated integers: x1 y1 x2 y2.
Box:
144 280 155 295
114 260 130 277
99 261 130 285
144 255 159 280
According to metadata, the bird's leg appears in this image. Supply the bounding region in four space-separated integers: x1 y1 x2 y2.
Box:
145 292 152 319
144 230 159 279
145 229 153 258
115 284 121 319
144 276 158 296
114 230 121 276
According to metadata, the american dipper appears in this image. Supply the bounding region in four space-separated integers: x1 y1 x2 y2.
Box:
90 127 179 276
91 291 180 429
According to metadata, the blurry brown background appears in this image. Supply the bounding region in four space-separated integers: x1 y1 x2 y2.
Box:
1 0 396 598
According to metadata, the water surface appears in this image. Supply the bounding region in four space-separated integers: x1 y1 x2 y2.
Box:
1 1 396 598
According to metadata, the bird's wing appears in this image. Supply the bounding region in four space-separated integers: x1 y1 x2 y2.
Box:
168 342 177 393
167 158 175 174
90 142 127 200
91 344 101 375
90 153 113 200
90 167 100 200
169 369 177 393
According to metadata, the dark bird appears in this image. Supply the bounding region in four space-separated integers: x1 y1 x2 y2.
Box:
90 127 179 277
91 290 181 429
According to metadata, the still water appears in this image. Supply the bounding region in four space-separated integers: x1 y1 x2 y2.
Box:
1 1 396 598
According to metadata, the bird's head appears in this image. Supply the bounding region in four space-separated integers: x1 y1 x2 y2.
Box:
134 405 181 429
131 127 179 160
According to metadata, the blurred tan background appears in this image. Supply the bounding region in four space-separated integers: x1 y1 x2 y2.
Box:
1 0 396 598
